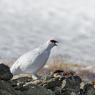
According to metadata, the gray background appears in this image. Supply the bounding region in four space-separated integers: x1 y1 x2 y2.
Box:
0 0 95 65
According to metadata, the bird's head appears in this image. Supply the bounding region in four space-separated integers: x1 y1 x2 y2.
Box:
50 39 58 46
47 38 59 48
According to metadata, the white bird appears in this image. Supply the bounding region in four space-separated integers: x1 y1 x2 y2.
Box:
10 39 58 79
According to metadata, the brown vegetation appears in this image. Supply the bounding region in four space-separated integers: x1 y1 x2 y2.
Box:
39 56 95 81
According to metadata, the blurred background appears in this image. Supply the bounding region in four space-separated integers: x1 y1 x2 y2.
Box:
0 0 95 68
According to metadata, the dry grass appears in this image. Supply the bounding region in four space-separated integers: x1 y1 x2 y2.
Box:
44 56 82 72
38 56 81 75
39 56 95 81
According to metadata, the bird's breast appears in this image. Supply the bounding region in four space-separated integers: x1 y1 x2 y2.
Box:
20 50 50 74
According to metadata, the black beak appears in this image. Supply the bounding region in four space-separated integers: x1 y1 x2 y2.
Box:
54 41 58 46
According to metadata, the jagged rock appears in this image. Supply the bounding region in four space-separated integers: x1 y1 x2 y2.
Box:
37 72 82 95
0 68 95 95
0 74 55 95
61 75 82 94
92 80 95 86
71 92 76 95
79 89 84 95
0 63 13 81
0 80 21 95
41 77 65 90
22 85 55 95
11 76 45 91
83 83 95 95
11 76 33 89
52 70 76 78
11 76 55 95
52 70 65 78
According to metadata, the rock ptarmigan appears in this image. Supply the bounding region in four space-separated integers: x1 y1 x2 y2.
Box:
10 39 58 79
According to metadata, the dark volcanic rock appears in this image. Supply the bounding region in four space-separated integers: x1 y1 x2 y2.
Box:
11 76 33 90
0 63 13 81
0 68 95 95
83 83 95 95
41 77 64 90
62 75 82 93
60 76 81 95
11 76 55 95
0 80 21 95
0 77 55 95
22 85 55 95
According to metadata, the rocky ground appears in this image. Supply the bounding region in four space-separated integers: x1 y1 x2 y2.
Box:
0 64 95 95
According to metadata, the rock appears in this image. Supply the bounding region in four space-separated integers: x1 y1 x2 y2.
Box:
83 83 95 95
0 68 95 95
11 76 55 95
41 77 65 90
79 89 84 95
71 92 76 95
22 85 55 95
0 80 21 95
53 70 65 78
92 80 95 88
54 87 62 95
12 76 32 85
11 76 34 91
61 75 82 94
0 63 13 81
36 72 82 95
0 78 55 95
0 89 13 95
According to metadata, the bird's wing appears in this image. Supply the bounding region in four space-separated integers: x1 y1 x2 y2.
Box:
12 48 40 71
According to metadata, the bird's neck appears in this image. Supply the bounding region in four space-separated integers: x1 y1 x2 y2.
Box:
40 43 54 52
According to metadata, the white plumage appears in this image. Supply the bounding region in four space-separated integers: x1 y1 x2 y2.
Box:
10 39 58 79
